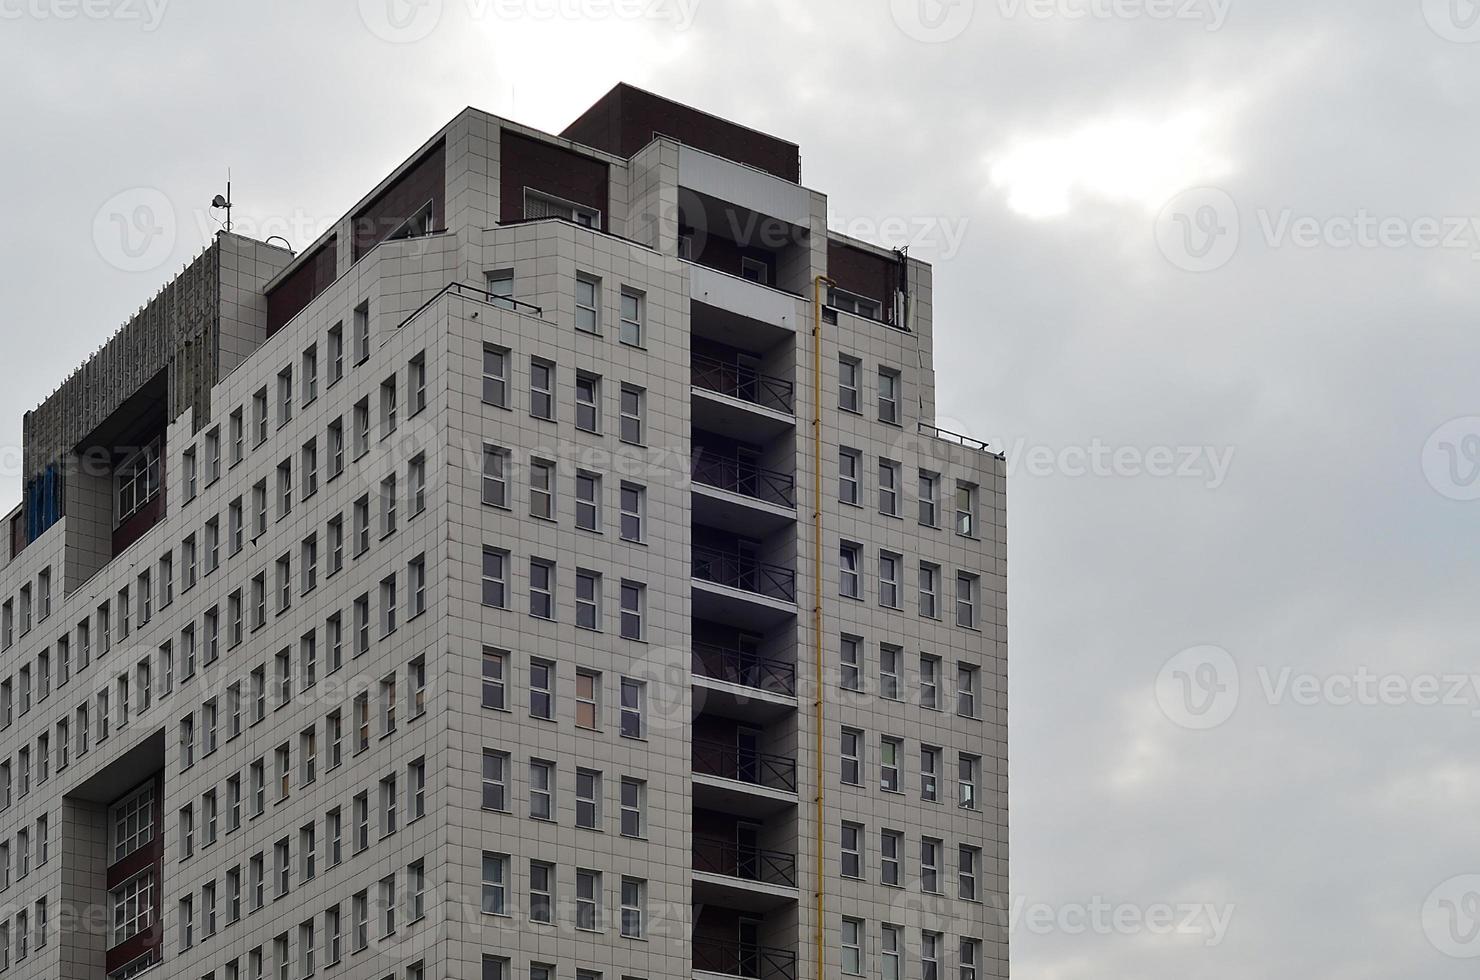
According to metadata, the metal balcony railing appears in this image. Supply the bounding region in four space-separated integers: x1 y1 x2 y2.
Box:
692 354 795 414
693 836 798 888
918 422 1003 458
692 642 796 696
692 547 796 603
693 937 799 980
692 739 798 793
691 452 796 507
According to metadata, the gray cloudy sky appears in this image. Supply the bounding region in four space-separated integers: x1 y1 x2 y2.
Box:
5 0 1480 974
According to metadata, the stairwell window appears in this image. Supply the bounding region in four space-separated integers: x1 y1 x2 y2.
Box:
956 572 979 628
919 470 939 526
879 459 900 516
482 751 509 812
841 822 863 878
841 917 864 975
576 570 601 630
839 542 861 599
620 678 645 739
880 736 902 792
483 345 509 407
919 562 940 619
840 635 862 691
576 373 601 433
482 446 510 508
841 727 862 785
839 448 861 505
620 877 645 938
956 482 978 537
530 358 554 421
619 384 645 445
529 559 554 620
620 581 644 640
879 552 901 608
957 664 979 719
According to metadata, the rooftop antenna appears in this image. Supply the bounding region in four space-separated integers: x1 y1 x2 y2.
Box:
210 170 233 235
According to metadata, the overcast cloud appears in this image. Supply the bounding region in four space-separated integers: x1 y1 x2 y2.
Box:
3 0 1479 975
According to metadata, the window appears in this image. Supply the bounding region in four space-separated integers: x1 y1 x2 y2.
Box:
409 353 427 415
178 896 193 950
921 655 941 710
302 345 318 404
328 323 344 384
485 270 515 311
530 760 554 820
839 542 861 598
116 439 161 525
380 673 397 734
302 439 318 498
353 398 370 458
619 483 645 542
878 458 901 516
530 358 554 420
841 728 862 785
529 860 554 923
879 552 901 608
840 635 862 691
576 768 601 829
327 418 345 479
484 957 511 980
959 846 980 900
921 837 941 892
409 757 426 819
829 285 884 319
880 736 901 792
525 188 599 226
919 470 939 526
878 367 901 423
959 939 981 980
483 345 509 407
353 496 370 556
620 877 645 938
956 482 977 536
253 388 269 446
481 648 507 710
179 805 194 859
353 793 369 851
576 669 600 729
379 775 397 836
841 822 863 878
575 373 600 432
881 829 902 886
529 458 554 520
110 872 154 947
620 580 644 640
379 875 395 935
575 869 601 929
529 659 554 719
278 367 293 425
740 256 768 283
481 445 509 507
619 384 645 444
619 678 644 738
620 777 645 838
409 556 427 618
380 475 398 537
353 302 370 362
957 664 979 718
841 918 864 975
838 356 861 413
575 471 601 530
839 448 861 504
380 574 398 636
112 784 154 862
919 563 939 618
959 754 980 810
228 499 243 555
229 408 244 465
921 745 940 801
619 287 644 346
475 851 511 920
352 890 368 951
253 480 268 539
182 447 198 502
380 377 398 437
575 274 600 333
576 570 601 629
482 750 509 811
529 559 554 620
409 454 426 515
956 572 979 628
880 645 902 699
276 461 292 520
883 924 902 980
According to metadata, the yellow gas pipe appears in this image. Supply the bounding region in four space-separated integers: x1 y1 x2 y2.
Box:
811 275 835 980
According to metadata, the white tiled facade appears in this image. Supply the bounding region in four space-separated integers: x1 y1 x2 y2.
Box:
0 89 1006 980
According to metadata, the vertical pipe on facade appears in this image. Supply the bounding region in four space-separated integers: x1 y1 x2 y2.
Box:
811 275 835 980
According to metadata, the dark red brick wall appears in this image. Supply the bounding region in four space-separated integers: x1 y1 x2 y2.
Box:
265 236 337 337
827 240 899 318
500 130 610 230
351 140 447 260
563 83 800 182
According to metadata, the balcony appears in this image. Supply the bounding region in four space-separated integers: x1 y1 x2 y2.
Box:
694 938 798 980
692 354 794 414
692 836 799 911
692 642 797 722
692 737 798 817
691 451 796 538
692 547 795 602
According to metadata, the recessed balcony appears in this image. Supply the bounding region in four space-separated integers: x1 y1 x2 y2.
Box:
693 938 798 980
692 836 799 912
692 737 798 817
692 641 797 722
691 451 796 536
691 354 795 443
692 546 797 628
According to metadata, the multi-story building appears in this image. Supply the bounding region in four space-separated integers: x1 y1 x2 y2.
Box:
0 83 1006 980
